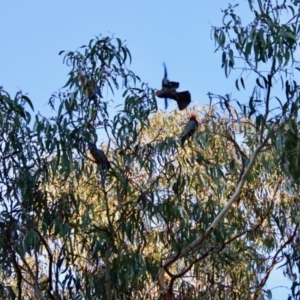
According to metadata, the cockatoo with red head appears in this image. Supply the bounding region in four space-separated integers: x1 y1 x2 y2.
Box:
78 72 102 101
180 115 198 147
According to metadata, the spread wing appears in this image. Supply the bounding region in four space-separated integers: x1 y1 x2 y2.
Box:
162 63 179 90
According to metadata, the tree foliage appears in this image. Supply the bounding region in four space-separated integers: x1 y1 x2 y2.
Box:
1 1 300 299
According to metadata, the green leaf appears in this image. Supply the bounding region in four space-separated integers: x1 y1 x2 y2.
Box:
62 76 74 89
285 32 296 43
235 78 240 91
15 104 26 118
219 30 226 46
284 49 290 66
245 42 252 58
121 46 127 64
240 77 245 89
255 114 264 130
256 78 265 89
228 49 235 67
116 37 122 49
21 95 34 111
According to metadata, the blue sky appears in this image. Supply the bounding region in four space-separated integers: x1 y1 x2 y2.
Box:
0 1 244 113
0 1 291 298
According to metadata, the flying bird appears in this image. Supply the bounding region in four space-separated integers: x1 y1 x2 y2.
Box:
180 115 198 147
88 142 110 170
155 63 191 110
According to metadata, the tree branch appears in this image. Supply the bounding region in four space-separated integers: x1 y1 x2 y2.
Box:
253 225 298 298
158 137 269 291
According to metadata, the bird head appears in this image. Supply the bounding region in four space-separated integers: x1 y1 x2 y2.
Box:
190 114 198 121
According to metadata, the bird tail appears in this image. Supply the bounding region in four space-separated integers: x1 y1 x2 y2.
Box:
176 91 191 110
180 135 187 147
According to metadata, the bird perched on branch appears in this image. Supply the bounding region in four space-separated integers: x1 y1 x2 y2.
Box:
78 73 102 101
88 142 110 170
180 115 198 147
155 63 191 110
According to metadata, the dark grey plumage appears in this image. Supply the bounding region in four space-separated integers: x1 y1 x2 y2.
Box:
180 116 198 147
156 63 191 110
88 142 110 170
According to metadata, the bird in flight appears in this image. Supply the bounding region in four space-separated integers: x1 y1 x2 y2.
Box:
155 63 191 110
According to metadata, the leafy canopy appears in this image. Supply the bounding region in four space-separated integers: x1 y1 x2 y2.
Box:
1 1 300 299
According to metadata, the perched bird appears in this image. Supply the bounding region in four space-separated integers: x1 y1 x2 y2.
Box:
79 73 102 101
155 63 191 110
88 142 110 170
180 115 198 147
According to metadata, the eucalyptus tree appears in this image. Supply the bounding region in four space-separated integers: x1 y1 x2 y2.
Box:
1 0 300 299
